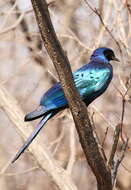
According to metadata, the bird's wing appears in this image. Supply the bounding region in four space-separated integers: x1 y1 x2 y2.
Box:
73 67 111 98
40 67 111 109
40 82 67 109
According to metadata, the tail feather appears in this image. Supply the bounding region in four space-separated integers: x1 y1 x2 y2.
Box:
25 106 47 121
12 112 53 163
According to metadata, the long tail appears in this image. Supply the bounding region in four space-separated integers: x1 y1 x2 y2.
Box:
12 112 53 163
25 106 48 121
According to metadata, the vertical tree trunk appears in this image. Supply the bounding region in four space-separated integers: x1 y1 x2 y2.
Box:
30 0 112 189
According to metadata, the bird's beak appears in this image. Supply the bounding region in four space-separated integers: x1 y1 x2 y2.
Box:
112 57 120 62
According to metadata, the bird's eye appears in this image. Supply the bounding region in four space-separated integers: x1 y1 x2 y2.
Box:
103 49 115 61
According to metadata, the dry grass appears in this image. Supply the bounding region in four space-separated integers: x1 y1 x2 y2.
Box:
0 0 131 189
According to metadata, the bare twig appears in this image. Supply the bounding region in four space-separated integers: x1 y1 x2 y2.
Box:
0 12 25 35
66 123 76 175
119 85 131 142
121 162 131 173
112 79 131 142
111 138 128 186
108 124 121 167
0 167 38 177
49 125 65 155
102 126 109 148
58 34 91 51
91 112 107 162
84 0 122 53
92 105 115 129
120 98 126 142
0 0 17 30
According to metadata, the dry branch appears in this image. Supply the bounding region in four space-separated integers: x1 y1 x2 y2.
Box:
30 0 112 189
0 84 78 190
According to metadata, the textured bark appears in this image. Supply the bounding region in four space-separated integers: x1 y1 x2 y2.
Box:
31 0 112 189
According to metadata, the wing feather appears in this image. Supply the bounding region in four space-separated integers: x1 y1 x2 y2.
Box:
40 66 111 109
73 67 111 98
40 83 67 109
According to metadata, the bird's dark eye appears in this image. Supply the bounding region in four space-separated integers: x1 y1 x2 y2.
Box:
103 49 115 61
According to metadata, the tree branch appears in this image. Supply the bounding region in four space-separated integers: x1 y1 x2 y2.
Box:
108 124 120 167
0 84 77 190
30 0 112 189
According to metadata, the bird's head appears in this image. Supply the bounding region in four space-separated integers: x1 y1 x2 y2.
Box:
90 47 119 63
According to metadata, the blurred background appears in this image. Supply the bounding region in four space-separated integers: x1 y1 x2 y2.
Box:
0 0 131 189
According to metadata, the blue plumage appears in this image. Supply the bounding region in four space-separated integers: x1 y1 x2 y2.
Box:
12 47 119 163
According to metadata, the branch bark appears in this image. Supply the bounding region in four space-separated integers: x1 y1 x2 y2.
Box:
30 0 112 189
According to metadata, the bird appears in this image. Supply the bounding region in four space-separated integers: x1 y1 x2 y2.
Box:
12 47 119 163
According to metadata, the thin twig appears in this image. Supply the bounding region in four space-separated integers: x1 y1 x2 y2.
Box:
111 138 129 186
66 123 76 175
91 112 107 162
121 162 131 173
50 126 65 155
102 126 109 148
120 85 131 142
0 167 38 177
0 12 25 35
108 124 121 167
84 0 122 53
120 98 126 142
92 105 115 129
